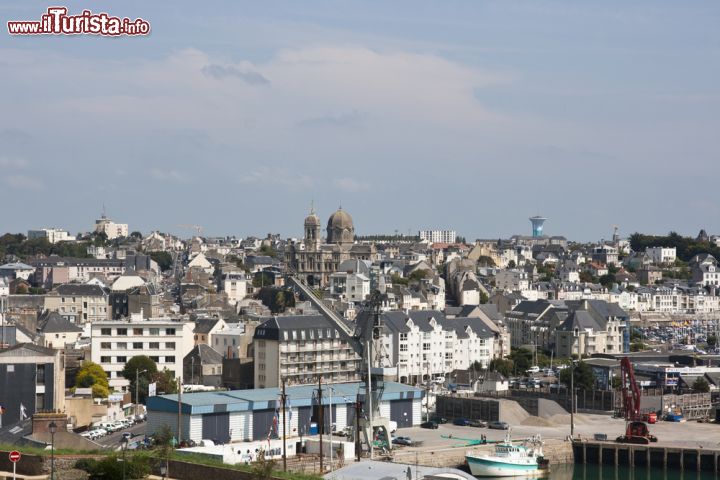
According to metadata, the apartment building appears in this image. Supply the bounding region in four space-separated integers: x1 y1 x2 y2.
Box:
419 230 457 244
555 301 627 357
222 272 248 306
44 283 109 324
378 310 495 384
90 315 194 391
646 247 677 265
253 314 362 389
28 228 72 244
94 215 128 240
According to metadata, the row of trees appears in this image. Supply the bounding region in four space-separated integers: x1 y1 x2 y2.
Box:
75 355 178 402
630 231 720 262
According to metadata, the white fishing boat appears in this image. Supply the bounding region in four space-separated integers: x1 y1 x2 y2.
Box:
465 434 548 477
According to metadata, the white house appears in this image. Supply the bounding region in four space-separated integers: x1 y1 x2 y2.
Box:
90 314 195 391
646 247 677 265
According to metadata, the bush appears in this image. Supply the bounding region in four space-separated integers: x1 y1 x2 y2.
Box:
76 454 151 480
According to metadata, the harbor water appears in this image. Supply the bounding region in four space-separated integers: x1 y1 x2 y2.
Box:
546 464 718 480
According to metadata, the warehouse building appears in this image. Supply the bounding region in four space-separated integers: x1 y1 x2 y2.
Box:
146 381 423 443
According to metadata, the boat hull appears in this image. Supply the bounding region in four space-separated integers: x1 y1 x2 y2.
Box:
466 455 544 477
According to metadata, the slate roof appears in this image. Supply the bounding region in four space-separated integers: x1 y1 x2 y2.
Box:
0 342 57 357
55 284 106 296
186 344 224 365
193 318 220 334
38 311 84 333
254 314 348 341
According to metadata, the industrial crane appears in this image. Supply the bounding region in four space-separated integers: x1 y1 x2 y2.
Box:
616 357 658 444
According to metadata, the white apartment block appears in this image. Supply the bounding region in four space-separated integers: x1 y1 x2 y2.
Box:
222 272 248 306
44 284 109 324
28 228 72 244
646 247 677 265
329 272 370 303
381 311 495 384
419 230 457 244
90 315 194 391
95 216 129 240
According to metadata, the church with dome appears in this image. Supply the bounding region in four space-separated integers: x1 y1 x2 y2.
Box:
285 206 377 287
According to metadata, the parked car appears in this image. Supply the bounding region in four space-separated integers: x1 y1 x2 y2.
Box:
488 421 509 430
469 420 487 428
526 366 540 375
122 432 134 440
392 436 413 446
430 416 448 424
453 418 471 426
420 421 439 429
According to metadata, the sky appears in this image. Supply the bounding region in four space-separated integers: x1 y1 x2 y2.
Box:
1 1 719 242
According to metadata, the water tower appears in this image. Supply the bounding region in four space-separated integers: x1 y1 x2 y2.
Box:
529 216 547 237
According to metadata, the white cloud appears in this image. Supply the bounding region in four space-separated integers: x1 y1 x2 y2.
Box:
0 156 28 168
332 177 371 192
3 174 43 190
150 169 187 183
238 166 314 189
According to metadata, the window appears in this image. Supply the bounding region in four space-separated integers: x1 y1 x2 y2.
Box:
400 344 408 352
117 328 127 336
149 328 160 336
149 342 160 349
150 356 160 362
283 331 288 340
101 356 111 363
133 342 143 349
292 330 297 340
36 364 46 385
400 333 408 341
423 343 431 351
165 356 175 363
117 356 127 363
166 342 176 349
101 342 111 349
116 342 127 349
301 330 306 340
100 328 111 335
133 328 143 336
166 328 176 335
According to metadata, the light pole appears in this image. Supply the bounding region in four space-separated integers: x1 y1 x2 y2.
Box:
120 436 129 480
136 368 148 418
49 421 57 480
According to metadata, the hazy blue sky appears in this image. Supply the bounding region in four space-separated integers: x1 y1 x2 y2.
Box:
1 1 719 241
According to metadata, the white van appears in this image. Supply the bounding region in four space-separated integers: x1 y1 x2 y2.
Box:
526 366 540 375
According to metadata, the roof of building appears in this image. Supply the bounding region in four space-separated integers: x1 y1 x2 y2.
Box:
0 262 34 270
186 344 224 365
55 283 106 296
0 342 57 357
39 312 84 333
253 314 347 341
193 318 221 335
147 381 422 415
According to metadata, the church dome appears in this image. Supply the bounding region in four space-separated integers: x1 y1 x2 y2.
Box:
327 207 355 245
327 208 353 230
304 211 320 226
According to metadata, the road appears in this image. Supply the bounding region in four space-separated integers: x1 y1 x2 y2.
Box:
95 422 148 449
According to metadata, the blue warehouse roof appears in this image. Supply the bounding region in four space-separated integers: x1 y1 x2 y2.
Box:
147 381 423 415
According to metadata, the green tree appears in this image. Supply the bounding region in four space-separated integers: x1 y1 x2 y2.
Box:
253 272 275 288
407 269 432 283
598 274 616 288
150 251 173 271
259 244 277 258
476 255 496 267
707 335 717 347
152 368 179 395
559 361 596 390
130 231 143 239
509 348 533 373
76 361 110 398
480 291 489 304
579 271 594 283
390 273 409 286
507 260 516 269
488 358 513 377
692 377 710 393
122 356 158 404
630 341 646 352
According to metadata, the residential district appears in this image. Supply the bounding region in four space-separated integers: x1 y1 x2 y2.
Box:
1 210 720 478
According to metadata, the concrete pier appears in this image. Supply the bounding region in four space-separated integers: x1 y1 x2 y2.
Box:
573 440 720 474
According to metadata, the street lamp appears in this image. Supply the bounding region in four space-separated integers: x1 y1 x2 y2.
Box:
120 436 129 480
136 368 148 418
48 421 57 480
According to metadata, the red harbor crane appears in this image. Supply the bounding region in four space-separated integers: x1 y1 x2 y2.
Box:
616 357 658 444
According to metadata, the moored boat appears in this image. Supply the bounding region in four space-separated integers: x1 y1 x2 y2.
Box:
465 434 548 477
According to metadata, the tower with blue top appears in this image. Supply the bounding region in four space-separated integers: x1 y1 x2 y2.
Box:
529 216 547 237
